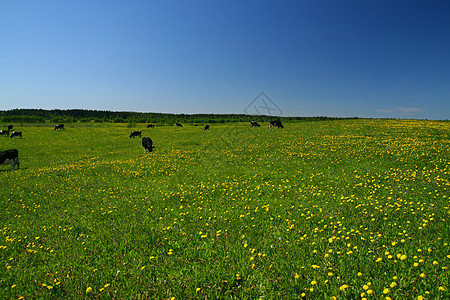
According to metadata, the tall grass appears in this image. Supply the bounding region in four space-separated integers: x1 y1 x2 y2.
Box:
1 120 449 299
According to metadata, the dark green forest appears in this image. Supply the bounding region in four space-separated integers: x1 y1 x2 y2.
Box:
0 108 351 125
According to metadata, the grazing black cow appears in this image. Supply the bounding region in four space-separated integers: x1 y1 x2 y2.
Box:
129 131 142 138
251 121 261 127
0 130 9 137
0 149 19 170
142 137 155 153
54 124 64 130
269 120 284 129
10 131 22 139
176 123 183 127
7 125 13 130
147 124 155 128
204 125 210 131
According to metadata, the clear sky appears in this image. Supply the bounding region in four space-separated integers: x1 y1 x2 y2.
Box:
1 0 449 120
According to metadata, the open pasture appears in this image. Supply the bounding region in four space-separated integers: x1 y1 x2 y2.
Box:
1 120 449 299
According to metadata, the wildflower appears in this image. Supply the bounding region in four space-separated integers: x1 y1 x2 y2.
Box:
383 288 389 294
439 286 445 291
340 284 349 291
390 282 397 288
141 266 146 270
400 254 407 260
294 273 300 279
312 264 320 269
196 288 201 292
86 287 93 293
311 280 317 286
420 273 425 278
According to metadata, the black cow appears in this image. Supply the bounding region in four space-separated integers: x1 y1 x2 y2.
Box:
7 125 13 130
0 130 9 137
204 125 210 131
10 131 22 139
142 137 155 153
176 123 183 127
269 120 284 129
0 149 19 170
251 121 261 127
54 124 64 130
147 124 155 128
129 131 142 138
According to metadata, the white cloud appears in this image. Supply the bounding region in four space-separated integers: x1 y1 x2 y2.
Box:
396 107 423 113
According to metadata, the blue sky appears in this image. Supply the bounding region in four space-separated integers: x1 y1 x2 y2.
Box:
1 0 449 119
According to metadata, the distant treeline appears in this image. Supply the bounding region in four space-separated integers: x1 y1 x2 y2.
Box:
0 109 354 124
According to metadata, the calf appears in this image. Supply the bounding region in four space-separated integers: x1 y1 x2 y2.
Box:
142 137 155 153
54 124 64 130
251 121 261 127
204 124 210 131
147 124 155 128
129 131 142 138
0 130 9 137
176 123 183 127
10 131 22 139
0 149 19 170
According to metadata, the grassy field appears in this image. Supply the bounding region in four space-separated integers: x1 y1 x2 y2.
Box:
1 119 449 299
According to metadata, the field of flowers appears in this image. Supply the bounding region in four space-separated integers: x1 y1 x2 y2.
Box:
1 119 449 299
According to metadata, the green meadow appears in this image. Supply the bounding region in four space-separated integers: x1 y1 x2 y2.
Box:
1 119 449 299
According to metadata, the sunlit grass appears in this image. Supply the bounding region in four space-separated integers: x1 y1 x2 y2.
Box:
1 119 449 299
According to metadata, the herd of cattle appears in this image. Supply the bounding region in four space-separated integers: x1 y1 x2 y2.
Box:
1 120 283 170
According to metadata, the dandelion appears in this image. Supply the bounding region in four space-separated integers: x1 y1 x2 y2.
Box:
420 273 425 278
383 288 389 294
311 264 320 269
340 284 348 291
294 273 300 279
400 254 407 260
311 280 317 286
439 286 445 291
196 288 201 292
86 287 93 293
141 266 146 270
390 282 397 288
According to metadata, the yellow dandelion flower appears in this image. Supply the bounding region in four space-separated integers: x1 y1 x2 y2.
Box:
86 287 93 293
340 284 349 291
